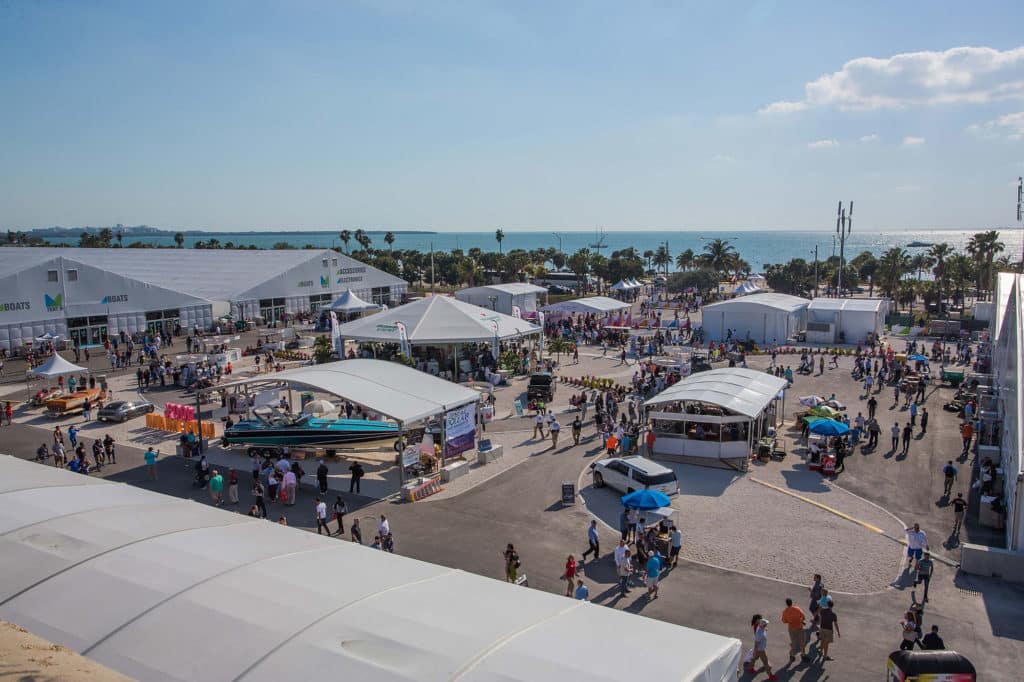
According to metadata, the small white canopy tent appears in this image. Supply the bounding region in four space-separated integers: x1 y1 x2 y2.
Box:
645 368 788 467
541 296 631 316
700 293 809 343
610 280 631 291
333 296 539 345
27 353 88 378
627 278 643 288
733 281 761 296
454 283 547 317
0 455 742 682
329 289 380 315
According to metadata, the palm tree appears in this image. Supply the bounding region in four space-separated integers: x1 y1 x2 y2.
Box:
384 231 395 255
928 242 953 313
675 248 695 271
652 245 670 275
700 238 739 281
909 253 934 281
568 248 591 291
947 253 976 307
354 228 371 251
877 247 910 300
495 228 505 255
174 232 185 248
339 229 352 253
643 249 655 274
967 230 1005 300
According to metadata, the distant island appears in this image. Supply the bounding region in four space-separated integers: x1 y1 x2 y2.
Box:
25 225 437 237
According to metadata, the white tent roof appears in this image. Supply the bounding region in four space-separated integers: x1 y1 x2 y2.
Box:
627 278 642 288
0 455 742 682
808 297 886 312
329 289 381 313
645 367 788 418
220 359 479 424
333 296 540 344
460 283 547 296
733 282 761 296
27 353 88 378
610 280 630 291
702 292 809 314
541 296 631 314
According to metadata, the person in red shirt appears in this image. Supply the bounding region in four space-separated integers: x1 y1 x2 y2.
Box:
563 555 577 596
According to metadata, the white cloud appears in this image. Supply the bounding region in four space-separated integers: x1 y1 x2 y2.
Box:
760 46 1024 113
807 139 839 149
860 134 880 142
902 136 926 146
968 111 1024 140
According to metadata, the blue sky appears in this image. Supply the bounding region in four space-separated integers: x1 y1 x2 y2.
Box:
2 0 1023 232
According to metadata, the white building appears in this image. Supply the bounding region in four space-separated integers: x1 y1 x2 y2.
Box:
0 247 406 351
454 283 547 316
700 293 809 344
806 298 889 345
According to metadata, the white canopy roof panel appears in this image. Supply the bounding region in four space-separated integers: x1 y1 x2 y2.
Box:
645 367 788 418
808 297 886 312
541 296 631 314
461 283 547 296
221 359 479 424
27 353 88 377
329 289 381 313
333 296 540 344
702 293 809 313
0 455 741 682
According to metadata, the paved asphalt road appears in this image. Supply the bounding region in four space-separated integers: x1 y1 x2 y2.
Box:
4 414 1024 680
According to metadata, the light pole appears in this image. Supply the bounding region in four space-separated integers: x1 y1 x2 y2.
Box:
552 232 562 263
836 201 853 297
812 245 819 299
1017 177 1022 272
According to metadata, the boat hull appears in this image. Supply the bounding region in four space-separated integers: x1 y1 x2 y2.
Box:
222 418 398 448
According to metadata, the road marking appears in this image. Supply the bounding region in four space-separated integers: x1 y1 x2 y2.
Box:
749 476 885 534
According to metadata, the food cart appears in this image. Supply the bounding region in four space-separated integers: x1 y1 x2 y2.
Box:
886 650 975 681
941 369 965 388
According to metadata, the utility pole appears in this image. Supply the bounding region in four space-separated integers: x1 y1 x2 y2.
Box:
836 200 853 297
430 241 435 294
813 245 819 299
1017 177 1022 273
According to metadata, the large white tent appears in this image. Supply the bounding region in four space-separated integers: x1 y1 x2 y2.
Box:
700 293 809 343
220 359 479 424
0 455 742 682
329 288 381 314
540 296 631 315
806 298 888 344
454 283 547 317
333 296 540 345
27 353 88 378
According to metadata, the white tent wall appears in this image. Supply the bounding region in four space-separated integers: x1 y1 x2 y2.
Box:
0 320 67 352
233 251 406 306
700 295 808 343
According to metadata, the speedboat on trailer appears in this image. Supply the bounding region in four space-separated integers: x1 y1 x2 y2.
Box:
222 408 399 449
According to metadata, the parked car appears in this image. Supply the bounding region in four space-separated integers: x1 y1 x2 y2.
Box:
97 399 155 422
527 372 556 402
547 284 572 294
591 456 680 495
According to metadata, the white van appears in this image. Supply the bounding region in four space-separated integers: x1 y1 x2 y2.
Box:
591 456 679 496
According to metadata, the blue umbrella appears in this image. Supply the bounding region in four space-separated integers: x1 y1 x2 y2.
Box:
808 418 850 436
908 354 928 362
621 489 672 510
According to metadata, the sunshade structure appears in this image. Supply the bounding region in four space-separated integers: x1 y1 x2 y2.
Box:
809 418 850 436
0 456 742 682
733 281 761 296
334 295 540 345
644 368 788 468
329 289 380 315
27 353 88 378
540 296 631 316
219 359 479 425
610 280 642 291
621 489 671 510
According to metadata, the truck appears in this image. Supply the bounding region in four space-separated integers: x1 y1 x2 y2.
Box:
527 372 556 402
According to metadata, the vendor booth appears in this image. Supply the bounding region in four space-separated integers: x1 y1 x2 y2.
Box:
806 297 888 345
700 293 809 343
328 289 381 318
541 296 631 316
454 283 547 317
644 367 788 468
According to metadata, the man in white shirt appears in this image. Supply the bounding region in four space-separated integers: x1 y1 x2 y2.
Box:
379 514 390 538
669 526 683 567
533 413 545 440
315 497 329 535
905 523 929 570
613 539 628 567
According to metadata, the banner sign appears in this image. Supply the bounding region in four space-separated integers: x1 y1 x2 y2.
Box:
330 311 342 356
444 402 477 459
511 305 521 319
396 321 410 356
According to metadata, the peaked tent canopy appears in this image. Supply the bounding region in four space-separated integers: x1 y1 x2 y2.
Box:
219 359 480 424
329 289 381 314
541 296 631 315
332 296 540 345
0 455 743 682
610 280 631 291
27 353 88 378
645 367 788 418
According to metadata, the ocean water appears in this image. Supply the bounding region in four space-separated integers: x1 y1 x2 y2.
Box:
42 229 1023 270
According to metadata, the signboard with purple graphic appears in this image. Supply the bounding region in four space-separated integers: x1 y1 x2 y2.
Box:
444 402 477 459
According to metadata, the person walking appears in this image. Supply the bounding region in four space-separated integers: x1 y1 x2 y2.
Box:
208 469 224 506
316 459 329 495
818 601 839 661
645 550 662 599
891 422 900 451
868 418 880 449
574 578 589 601
332 495 347 535
562 555 577 596
616 549 632 596
144 447 158 480
781 598 810 663
227 468 239 505
900 611 921 651
952 493 967 535
915 552 934 603
532 412 545 440
960 421 973 455
550 417 561 449
942 461 958 497
905 523 929 571
867 395 878 419
315 497 330 535
920 407 929 435
282 467 297 506
252 478 267 518
267 470 279 502
808 574 824 625
348 460 364 494
351 518 363 544
921 625 945 650
748 619 777 680
909 401 918 427
68 425 79 448
669 525 683 567
582 519 600 561
571 415 582 445
504 543 520 583
901 423 913 455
